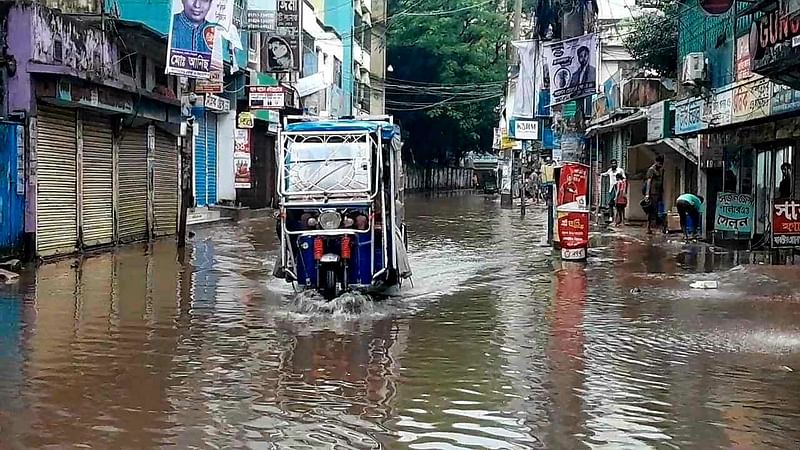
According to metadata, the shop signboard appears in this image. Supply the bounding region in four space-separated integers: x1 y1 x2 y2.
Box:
234 128 252 188
512 118 539 140
732 76 771 123
735 34 752 80
647 100 671 141
706 88 732 127
195 68 224 93
204 93 230 112
248 85 286 109
246 0 277 31
237 111 254 128
714 193 754 235
675 97 705 134
771 83 800 115
773 199 800 246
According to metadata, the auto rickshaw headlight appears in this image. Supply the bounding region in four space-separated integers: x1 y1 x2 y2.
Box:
319 211 342 229
307 217 318 228
343 217 354 228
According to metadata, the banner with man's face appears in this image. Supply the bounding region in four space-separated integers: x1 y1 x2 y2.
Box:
166 0 235 78
543 34 598 106
263 0 301 73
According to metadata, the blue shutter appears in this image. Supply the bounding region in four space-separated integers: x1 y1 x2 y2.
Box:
206 113 218 205
0 124 25 255
195 113 208 207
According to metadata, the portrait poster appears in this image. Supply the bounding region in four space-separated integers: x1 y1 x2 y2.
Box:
166 0 235 78
543 34 598 106
264 0 301 72
556 162 589 212
234 128 252 188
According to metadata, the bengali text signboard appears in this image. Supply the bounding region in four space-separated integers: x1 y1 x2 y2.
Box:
714 193 753 235
773 199 800 247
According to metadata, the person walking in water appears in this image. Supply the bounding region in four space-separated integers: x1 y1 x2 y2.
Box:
612 173 628 226
676 192 703 240
644 155 665 234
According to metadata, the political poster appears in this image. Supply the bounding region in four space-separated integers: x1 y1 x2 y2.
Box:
543 34 598 106
714 193 753 235
773 199 800 247
166 0 235 79
264 0 301 72
234 128 252 188
557 211 590 255
556 162 589 212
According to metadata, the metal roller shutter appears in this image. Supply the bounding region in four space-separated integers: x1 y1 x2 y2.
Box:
118 127 148 242
81 113 114 246
37 105 78 256
153 129 178 237
194 112 218 206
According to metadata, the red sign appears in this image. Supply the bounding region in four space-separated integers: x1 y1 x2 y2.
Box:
773 199 800 247
557 211 589 250
557 162 589 211
700 0 732 15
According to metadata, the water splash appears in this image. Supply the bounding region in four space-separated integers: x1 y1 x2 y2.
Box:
290 289 376 315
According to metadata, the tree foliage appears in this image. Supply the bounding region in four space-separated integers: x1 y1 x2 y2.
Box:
621 2 679 78
386 0 510 165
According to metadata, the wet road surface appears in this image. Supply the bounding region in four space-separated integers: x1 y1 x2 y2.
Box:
2 194 800 449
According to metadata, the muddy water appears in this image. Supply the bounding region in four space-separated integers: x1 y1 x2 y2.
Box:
2 194 800 449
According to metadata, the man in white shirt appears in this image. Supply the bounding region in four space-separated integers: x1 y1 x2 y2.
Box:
602 159 625 180
600 159 625 223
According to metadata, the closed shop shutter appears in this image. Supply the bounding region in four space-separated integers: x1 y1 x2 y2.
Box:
37 105 78 256
118 127 148 242
81 113 114 246
153 128 178 237
195 112 218 206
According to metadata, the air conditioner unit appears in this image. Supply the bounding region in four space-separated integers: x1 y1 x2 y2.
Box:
681 52 707 86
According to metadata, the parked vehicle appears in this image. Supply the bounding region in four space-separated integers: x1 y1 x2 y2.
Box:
273 116 412 300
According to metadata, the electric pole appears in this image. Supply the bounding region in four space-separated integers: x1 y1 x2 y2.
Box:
501 0 524 209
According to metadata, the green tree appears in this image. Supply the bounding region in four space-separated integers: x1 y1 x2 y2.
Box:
386 0 510 165
621 2 679 78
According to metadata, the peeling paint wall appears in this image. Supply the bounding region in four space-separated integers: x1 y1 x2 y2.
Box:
31 6 119 80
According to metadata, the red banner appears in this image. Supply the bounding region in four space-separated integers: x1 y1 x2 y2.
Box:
557 162 589 211
557 211 589 250
773 199 800 247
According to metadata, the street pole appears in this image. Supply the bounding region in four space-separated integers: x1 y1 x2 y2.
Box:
178 119 194 249
501 0 523 209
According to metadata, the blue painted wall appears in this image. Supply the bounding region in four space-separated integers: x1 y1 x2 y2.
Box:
324 0 354 114
678 0 735 89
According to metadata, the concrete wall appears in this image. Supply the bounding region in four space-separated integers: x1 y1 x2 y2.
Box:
404 165 474 192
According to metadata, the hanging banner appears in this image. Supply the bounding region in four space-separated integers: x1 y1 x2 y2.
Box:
166 0 235 78
543 34 598 106
264 0 301 72
511 40 538 118
773 199 800 247
556 162 588 211
714 193 753 235
234 128 252 188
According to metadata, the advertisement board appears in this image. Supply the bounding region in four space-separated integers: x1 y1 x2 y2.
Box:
675 97 706 134
264 0 300 72
773 199 800 246
714 192 753 235
234 128 252 188
732 76 771 123
557 211 590 259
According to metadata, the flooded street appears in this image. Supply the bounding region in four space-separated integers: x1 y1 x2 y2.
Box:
3 194 800 449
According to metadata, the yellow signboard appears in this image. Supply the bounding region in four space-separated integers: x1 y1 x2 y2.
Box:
237 112 255 129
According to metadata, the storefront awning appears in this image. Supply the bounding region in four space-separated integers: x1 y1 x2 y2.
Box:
585 110 646 137
629 138 698 165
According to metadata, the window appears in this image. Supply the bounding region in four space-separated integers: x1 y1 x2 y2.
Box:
140 57 148 89
120 53 136 77
155 65 168 88
302 31 316 77
333 57 342 88
354 13 363 47
363 26 372 53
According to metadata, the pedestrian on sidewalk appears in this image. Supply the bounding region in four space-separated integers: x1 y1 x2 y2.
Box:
601 159 625 223
613 172 628 226
643 155 665 235
676 192 703 240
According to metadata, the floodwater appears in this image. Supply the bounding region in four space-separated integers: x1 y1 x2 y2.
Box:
2 194 800 449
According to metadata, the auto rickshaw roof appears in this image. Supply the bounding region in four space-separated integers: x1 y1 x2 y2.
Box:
285 120 396 140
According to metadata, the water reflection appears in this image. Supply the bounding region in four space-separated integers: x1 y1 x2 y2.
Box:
0 194 799 448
